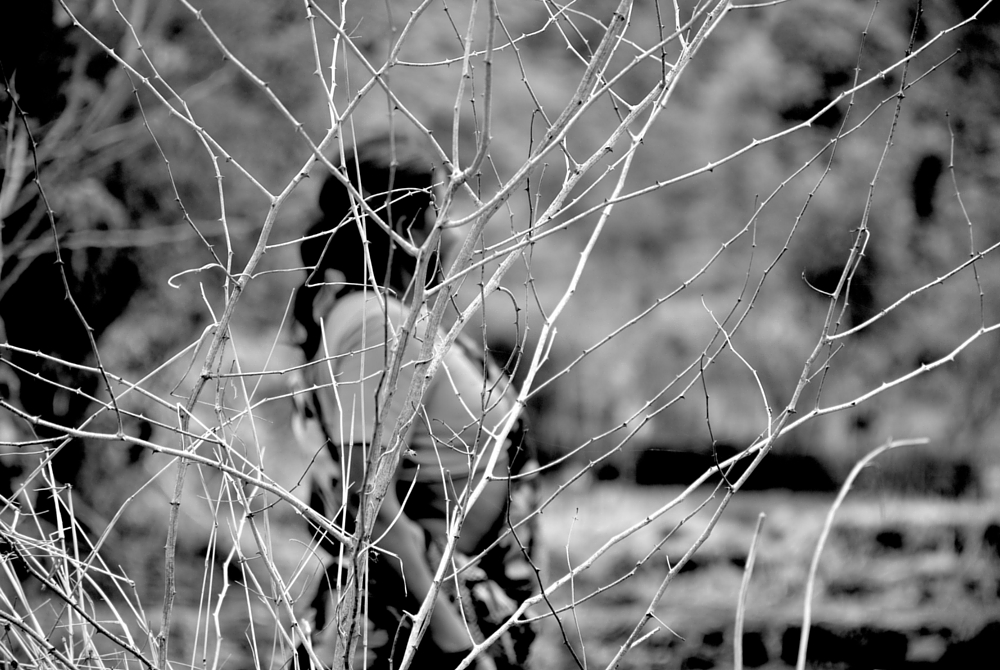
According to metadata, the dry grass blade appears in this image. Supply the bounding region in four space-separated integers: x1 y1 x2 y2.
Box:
734 512 765 670
795 438 930 670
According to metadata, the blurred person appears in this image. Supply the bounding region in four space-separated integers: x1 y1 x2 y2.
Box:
290 135 540 670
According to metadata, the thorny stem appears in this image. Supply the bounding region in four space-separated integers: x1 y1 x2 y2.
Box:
1 539 156 670
450 8 1000 665
0 397 353 547
734 513 766 670
946 111 986 325
455 4 735 668
6 3 997 670
1 67 125 435
0 610 81 670
446 314 998 666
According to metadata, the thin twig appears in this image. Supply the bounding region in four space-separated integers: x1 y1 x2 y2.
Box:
1 66 125 434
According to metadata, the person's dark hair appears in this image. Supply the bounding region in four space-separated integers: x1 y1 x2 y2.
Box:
293 135 440 359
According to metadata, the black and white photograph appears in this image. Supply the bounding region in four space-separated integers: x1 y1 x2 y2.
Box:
2 2 999 668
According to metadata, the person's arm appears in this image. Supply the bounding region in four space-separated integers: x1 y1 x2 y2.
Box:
368 482 473 652
317 300 473 653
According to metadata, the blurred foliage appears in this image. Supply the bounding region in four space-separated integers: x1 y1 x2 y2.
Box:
3 0 1000 499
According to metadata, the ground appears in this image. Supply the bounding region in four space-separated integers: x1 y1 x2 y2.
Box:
532 479 1000 669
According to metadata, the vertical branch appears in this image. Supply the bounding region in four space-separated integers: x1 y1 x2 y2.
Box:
0 68 125 434
463 0 496 183
946 111 985 324
409 7 735 669
451 0 480 169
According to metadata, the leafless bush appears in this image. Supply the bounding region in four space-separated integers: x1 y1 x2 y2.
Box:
2 1 998 669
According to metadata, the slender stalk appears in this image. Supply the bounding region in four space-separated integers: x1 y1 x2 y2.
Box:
734 513 766 670
796 439 927 670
